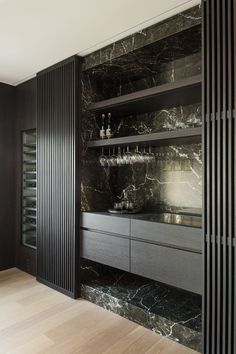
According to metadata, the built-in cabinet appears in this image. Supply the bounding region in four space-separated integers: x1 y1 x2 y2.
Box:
81 229 130 272
131 240 201 293
81 212 202 294
130 217 202 252
80 11 203 297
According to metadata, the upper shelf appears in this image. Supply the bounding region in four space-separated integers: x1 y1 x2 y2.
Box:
87 127 202 148
87 75 202 115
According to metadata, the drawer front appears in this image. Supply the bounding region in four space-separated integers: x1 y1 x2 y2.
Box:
81 230 130 271
131 219 202 252
131 240 202 294
81 212 130 236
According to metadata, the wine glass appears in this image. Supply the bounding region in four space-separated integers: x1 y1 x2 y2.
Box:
136 145 144 163
142 146 149 163
99 147 107 167
131 145 141 164
120 147 127 165
123 146 132 165
147 146 155 163
116 146 123 166
106 148 113 167
110 147 117 167
156 151 162 168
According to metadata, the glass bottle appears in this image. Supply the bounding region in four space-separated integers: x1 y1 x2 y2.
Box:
100 114 106 140
106 112 113 139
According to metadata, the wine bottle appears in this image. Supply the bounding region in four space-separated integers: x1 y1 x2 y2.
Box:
106 112 113 139
100 114 106 140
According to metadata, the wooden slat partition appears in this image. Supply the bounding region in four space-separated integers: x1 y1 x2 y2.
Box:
37 56 81 298
203 0 235 353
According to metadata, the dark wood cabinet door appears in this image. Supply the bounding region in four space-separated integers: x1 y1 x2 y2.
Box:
131 240 202 294
131 219 202 253
81 230 130 271
81 212 130 236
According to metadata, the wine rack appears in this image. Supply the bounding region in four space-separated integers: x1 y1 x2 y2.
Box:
22 130 37 249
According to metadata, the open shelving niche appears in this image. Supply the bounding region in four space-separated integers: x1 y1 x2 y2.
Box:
22 130 37 250
87 75 202 150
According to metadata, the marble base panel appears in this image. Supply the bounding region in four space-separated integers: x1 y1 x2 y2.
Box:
80 259 202 352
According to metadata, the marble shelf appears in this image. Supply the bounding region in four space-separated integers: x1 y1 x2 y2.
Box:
87 75 201 115
87 127 202 148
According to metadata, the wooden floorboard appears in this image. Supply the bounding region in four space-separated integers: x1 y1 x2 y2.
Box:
0 268 200 354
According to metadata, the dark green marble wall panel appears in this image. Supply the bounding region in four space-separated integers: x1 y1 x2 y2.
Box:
83 5 201 71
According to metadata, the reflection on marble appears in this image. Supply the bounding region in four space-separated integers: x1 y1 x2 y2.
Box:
83 6 201 71
80 259 202 352
81 143 202 212
112 143 202 210
81 148 112 212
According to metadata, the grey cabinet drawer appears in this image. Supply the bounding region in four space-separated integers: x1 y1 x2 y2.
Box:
131 240 202 294
81 212 130 236
131 219 202 253
81 230 130 271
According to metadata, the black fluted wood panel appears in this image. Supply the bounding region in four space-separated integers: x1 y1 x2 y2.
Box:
203 0 235 353
37 56 80 298
0 83 16 271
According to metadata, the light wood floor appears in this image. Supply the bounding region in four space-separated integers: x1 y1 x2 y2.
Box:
0 268 200 354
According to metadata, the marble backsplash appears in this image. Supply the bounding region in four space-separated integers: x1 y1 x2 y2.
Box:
82 50 201 103
85 33 201 101
81 142 202 212
96 102 202 139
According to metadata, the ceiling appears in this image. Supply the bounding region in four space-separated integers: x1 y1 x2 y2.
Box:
0 0 200 86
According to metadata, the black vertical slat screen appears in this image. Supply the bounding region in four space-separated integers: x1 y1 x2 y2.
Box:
203 0 235 353
37 56 80 298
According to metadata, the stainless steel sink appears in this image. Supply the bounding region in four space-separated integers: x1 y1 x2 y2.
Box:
134 212 202 228
157 212 202 227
